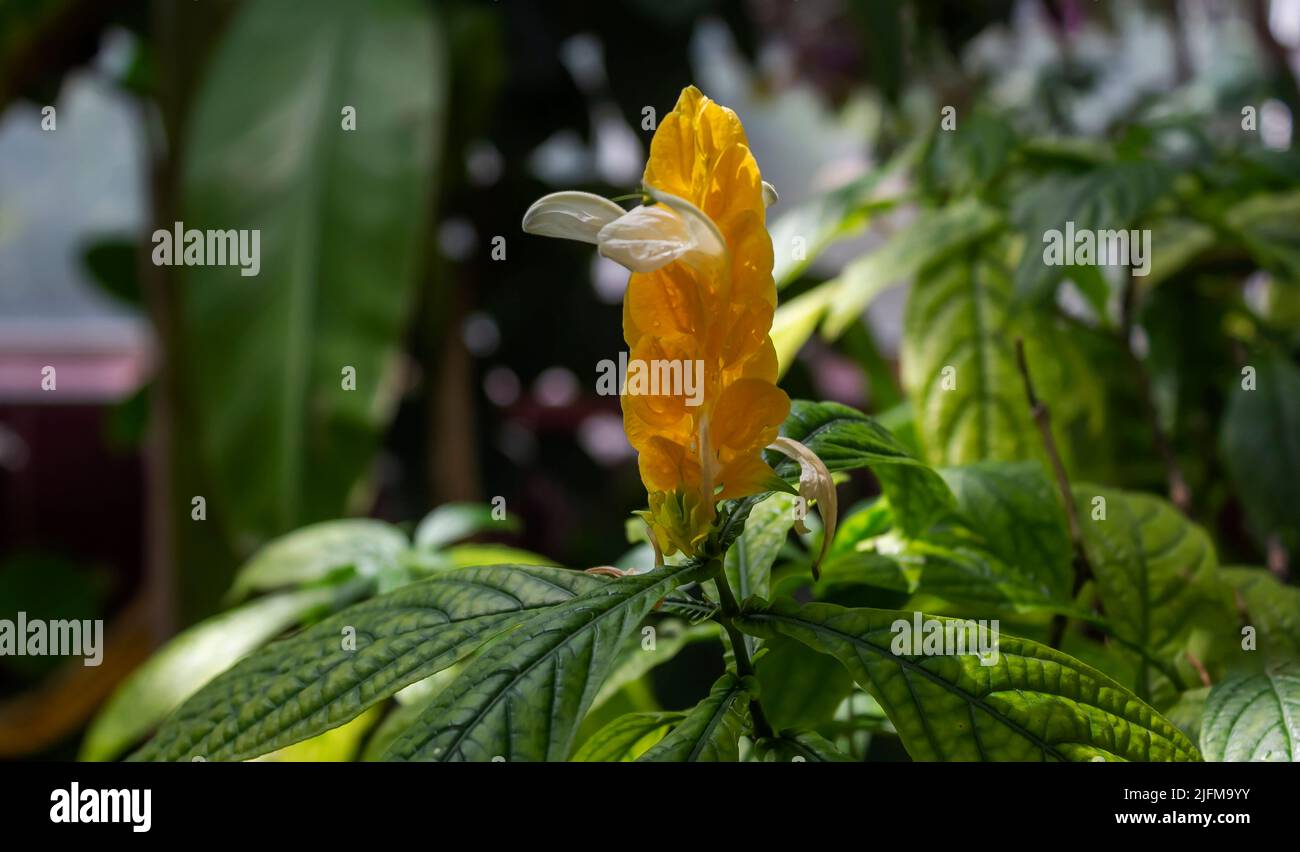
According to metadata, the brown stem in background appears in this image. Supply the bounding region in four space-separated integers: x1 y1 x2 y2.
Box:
1015 338 1094 649
1120 274 1192 514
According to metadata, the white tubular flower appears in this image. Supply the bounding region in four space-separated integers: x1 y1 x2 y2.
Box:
767 436 837 580
521 186 726 274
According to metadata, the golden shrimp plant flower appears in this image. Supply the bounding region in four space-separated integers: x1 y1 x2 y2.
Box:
523 86 834 568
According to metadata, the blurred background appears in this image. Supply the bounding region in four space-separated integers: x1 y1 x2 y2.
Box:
1 0 1297 758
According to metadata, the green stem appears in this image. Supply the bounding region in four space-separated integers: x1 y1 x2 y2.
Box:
709 559 775 740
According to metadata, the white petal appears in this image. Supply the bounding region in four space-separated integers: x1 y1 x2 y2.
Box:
762 181 779 208
521 191 626 244
596 204 695 272
767 436 837 580
644 187 727 261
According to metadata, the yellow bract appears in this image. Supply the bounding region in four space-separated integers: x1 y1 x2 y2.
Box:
626 86 790 558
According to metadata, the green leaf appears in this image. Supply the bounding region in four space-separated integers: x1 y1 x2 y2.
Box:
414 502 519 551
938 461 1073 601
765 400 953 539
755 728 855 762
382 561 707 761
724 492 798 602
1077 487 1236 696
736 597 1200 761
637 673 751 762
81 584 350 761
131 565 601 761
920 111 1017 197
572 712 684 761
1201 662 1300 762
756 636 854 729
423 543 556 570
1224 189 1300 284
902 250 1075 466
1140 218 1216 287
179 0 445 542
229 519 408 599
591 620 718 712
1011 160 1173 303
822 198 1004 339
1221 567 1300 661
255 705 382 762
1220 350 1300 554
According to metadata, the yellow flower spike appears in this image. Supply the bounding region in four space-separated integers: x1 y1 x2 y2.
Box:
523 85 791 559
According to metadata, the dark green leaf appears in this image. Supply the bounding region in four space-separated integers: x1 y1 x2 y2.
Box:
756 636 854 729
736 597 1200 761
1220 350 1300 554
637 672 750 762
383 561 706 761
82 584 353 761
1011 160 1173 303
179 0 445 541
132 565 600 761
755 728 855 762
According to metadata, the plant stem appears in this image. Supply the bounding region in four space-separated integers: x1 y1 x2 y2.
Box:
710 560 775 740
1014 339 1095 649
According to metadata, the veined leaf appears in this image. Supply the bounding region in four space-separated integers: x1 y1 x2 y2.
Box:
591 620 718 711
383 561 707 761
81 584 354 761
938 461 1073 601
1076 487 1235 696
903 250 1079 466
759 400 953 540
132 565 602 761
413 502 520 551
736 597 1200 761
229 519 407 599
1201 662 1300 762
179 0 444 542
573 712 683 762
1221 567 1300 661
822 197 1004 338
725 492 799 602
755 728 855 762
1220 350 1300 554
1011 160 1173 303
255 705 382 762
637 672 751 762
